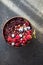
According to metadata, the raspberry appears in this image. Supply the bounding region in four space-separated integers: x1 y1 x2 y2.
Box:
29 30 32 34
27 30 31 35
22 37 27 44
7 36 12 42
15 35 20 40
13 38 16 42
15 42 20 47
26 35 32 40
24 33 27 36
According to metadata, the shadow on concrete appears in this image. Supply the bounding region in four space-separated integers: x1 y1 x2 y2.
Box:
12 0 43 26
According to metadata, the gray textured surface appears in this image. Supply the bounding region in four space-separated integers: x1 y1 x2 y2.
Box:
0 0 43 65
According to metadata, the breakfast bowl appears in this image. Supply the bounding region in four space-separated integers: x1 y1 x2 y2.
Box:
3 17 36 47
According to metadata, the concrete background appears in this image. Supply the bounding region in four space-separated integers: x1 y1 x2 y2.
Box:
0 0 43 65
